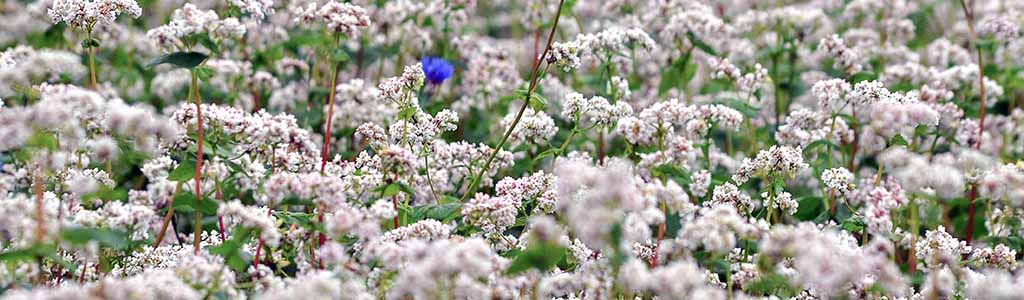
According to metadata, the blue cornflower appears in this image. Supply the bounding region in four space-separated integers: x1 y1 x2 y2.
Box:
421 56 454 85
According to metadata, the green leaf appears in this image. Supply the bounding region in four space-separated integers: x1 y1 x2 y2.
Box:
198 34 220 54
849 71 878 83
60 227 130 250
529 93 548 112
709 97 760 118
331 48 350 63
167 159 197 182
0 244 55 263
411 203 462 222
650 163 692 185
375 182 414 198
194 66 214 82
802 139 838 156
80 38 100 49
841 217 866 232
793 196 823 221
275 211 322 232
26 132 58 151
657 52 696 96
559 0 577 16
532 148 562 162
171 193 219 215
686 32 717 56
397 106 417 120
506 238 568 275
146 51 209 69
888 134 909 147
744 273 796 297
209 227 255 273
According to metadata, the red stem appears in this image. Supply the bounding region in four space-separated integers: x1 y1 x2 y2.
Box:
651 222 665 267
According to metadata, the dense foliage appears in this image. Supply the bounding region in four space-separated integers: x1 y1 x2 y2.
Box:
1 0 1024 299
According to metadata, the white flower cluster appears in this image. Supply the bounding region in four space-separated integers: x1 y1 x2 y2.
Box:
547 27 656 70
462 193 517 235
378 64 425 107
146 4 247 51
494 171 558 214
218 201 281 247
980 16 1020 43
501 108 556 146
561 92 632 125
294 1 371 36
0 46 86 97
732 145 809 185
818 34 864 74
48 0 142 28
707 57 769 99
821 168 854 195
677 205 762 252
708 182 756 214
915 226 972 269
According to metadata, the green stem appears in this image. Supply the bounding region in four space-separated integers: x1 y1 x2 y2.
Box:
191 69 204 254
459 0 567 202
86 29 98 90
319 34 343 174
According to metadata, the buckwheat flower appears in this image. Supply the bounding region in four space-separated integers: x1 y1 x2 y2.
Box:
964 269 1024 300
47 0 142 28
305 1 371 36
695 104 743 132
100 201 157 240
821 168 854 196
920 267 957 299
378 64 425 107
970 244 1018 270
356 122 387 149
560 92 587 120
868 92 940 138
495 171 557 213
708 57 768 99
765 190 798 215
268 82 307 111
421 56 454 85
255 270 373 300
209 17 247 40
616 116 656 145
915 226 972 269
501 108 556 146
218 200 281 247
379 219 453 243
709 182 756 214
731 145 808 185
585 96 632 125
548 39 582 71
89 137 119 162
848 80 889 106
677 205 758 252
229 0 274 20
0 51 15 70
661 4 731 45
554 159 649 249
978 162 1024 206
818 34 864 74
811 78 851 111
980 16 1020 43
462 193 517 235
689 170 711 197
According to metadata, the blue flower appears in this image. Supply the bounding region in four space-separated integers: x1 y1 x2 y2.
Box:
421 56 454 84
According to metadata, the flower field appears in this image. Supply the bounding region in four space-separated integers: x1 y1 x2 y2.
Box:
1 0 1024 299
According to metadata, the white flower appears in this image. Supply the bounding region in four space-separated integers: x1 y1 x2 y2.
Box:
821 168 854 195
48 0 142 28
